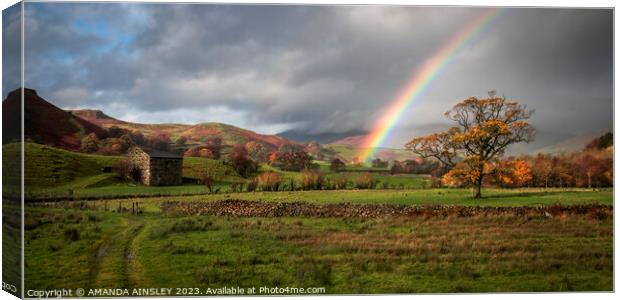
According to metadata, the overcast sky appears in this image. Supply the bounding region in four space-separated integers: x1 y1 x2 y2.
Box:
2 3 613 147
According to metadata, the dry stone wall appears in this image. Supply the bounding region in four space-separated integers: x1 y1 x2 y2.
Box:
160 199 612 219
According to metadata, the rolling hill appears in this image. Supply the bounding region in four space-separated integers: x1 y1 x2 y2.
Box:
2 142 243 199
278 128 367 144
2 88 294 154
324 144 418 163
2 88 108 151
533 130 612 154
70 109 292 150
14 87 596 163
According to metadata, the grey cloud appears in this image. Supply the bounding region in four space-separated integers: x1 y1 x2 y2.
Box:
5 4 613 145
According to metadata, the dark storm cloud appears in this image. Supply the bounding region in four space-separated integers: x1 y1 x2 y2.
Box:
4 3 613 144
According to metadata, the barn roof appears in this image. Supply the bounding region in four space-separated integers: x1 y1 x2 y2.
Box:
134 146 182 159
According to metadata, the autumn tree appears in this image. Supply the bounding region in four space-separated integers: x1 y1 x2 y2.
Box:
228 144 258 177
198 171 214 193
270 143 314 171
406 94 535 198
149 134 171 151
371 158 388 168
573 151 612 188
329 158 346 172
130 131 147 146
532 153 553 188
108 126 129 138
305 141 324 160
245 141 271 163
550 155 573 188
80 133 100 153
585 131 613 150
494 159 532 188
204 137 223 159
390 160 404 174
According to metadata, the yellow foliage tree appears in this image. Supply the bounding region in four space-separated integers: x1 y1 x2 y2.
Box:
407 93 535 198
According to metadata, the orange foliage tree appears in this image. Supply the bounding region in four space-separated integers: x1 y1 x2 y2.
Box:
493 159 533 188
406 93 535 198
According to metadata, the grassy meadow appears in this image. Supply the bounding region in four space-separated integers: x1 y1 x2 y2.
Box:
11 142 614 294
23 195 612 293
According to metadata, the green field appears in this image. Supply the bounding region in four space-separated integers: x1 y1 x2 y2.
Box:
4 143 244 199
47 188 611 214
11 142 615 293
10 143 431 200
21 187 613 294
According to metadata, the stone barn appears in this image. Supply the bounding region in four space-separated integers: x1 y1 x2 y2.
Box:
127 146 183 186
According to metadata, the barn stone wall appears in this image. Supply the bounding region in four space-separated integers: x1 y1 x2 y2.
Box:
127 147 151 185
148 157 183 186
127 146 183 186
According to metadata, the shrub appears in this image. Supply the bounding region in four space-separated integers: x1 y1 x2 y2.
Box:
355 173 377 189
230 181 245 193
247 180 257 192
257 172 282 191
80 133 100 153
301 170 325 190
289 178 296 191
198 172 214 193
113 158 132 180
334 174 349 189
431 176 443 188
184 146 214 158
371 158 388 168
329 158 346 172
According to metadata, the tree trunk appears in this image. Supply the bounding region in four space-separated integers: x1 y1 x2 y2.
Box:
473 173 484 199
474 182 482 198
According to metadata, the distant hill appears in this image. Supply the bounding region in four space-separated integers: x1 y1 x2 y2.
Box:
329 134 367 147
71 109 292 150
2 88 294 154
324 144 418 163
16 87 601 161
278 129 367 144
534 130 611 154
2 88 108 151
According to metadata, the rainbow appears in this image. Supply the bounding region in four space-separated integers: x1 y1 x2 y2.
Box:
357 7 505 163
